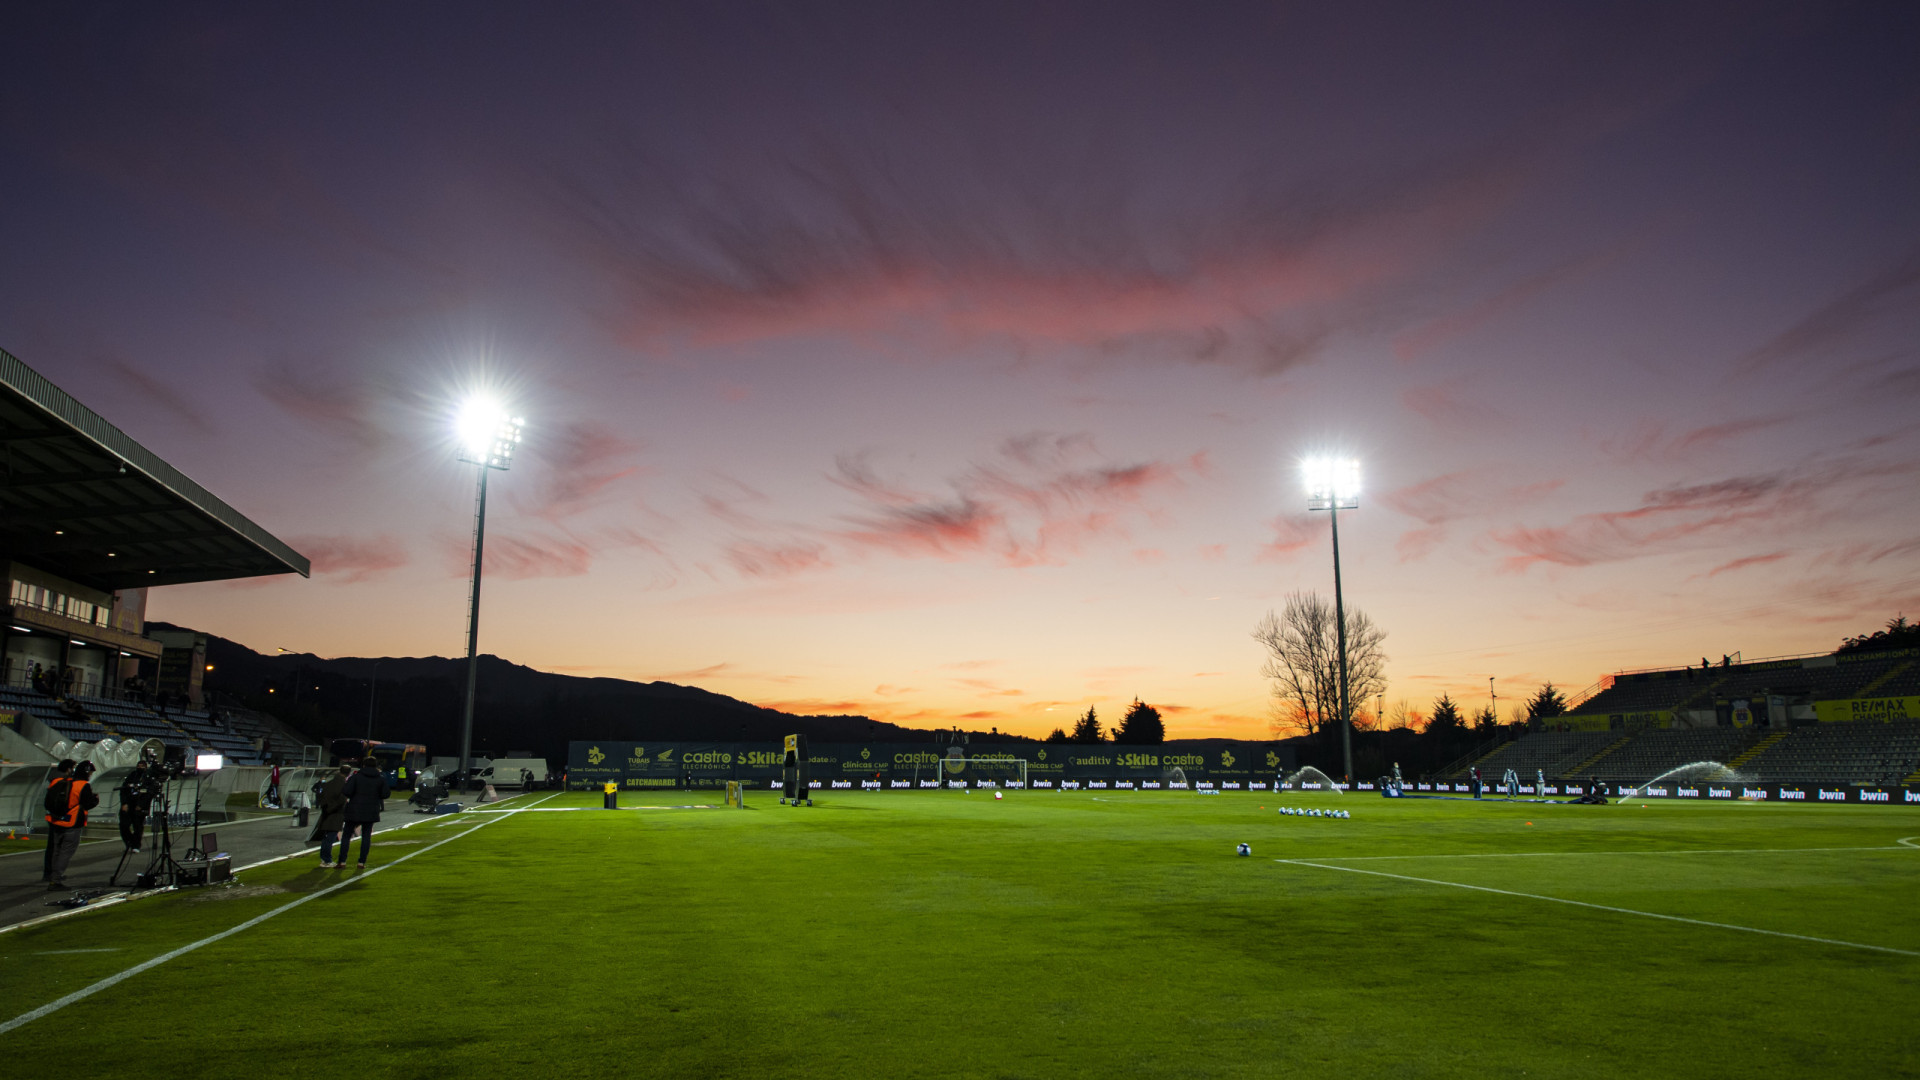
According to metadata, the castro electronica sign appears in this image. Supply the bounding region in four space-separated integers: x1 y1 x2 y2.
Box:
565 740 1295 789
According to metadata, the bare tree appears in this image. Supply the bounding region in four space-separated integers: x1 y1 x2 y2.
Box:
1252 592 1387 738
1384 699 1422 730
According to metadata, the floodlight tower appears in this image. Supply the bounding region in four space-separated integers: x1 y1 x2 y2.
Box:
455 397 524 784
1304 456 1360 789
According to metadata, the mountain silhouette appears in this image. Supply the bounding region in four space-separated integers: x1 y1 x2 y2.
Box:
163 623 934 764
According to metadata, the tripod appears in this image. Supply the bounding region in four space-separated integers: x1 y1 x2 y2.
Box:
133 776 205 888
108 776 160 887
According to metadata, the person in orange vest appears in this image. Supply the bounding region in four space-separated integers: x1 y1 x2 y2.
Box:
41 759 74 883
45 760 99 891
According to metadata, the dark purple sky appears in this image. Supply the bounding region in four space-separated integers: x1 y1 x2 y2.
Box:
5 2 1917 735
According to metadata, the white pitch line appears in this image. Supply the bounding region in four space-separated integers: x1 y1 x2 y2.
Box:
1277 858 1920 958
467 804 718 812
1324 844 1920 861
0 792 559 1036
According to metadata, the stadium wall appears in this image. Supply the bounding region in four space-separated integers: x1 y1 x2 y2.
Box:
566 740 1294 790
1391 779 1920 805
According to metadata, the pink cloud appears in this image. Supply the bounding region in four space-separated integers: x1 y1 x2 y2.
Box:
831 435 1201 567
1255 515 1316 562
1601 416 1792 463
291 534 408 584
487 537 594 579
1400 380 1489 426
515 421 644 521
1706 552 1789 577
253 361 387 449
726 540 832 579
1485 460 1920 572
562 135 1537 371
1380 469 1564 562
1395 237 1641 362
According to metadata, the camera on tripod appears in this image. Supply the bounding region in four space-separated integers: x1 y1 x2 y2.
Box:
121 743 228 890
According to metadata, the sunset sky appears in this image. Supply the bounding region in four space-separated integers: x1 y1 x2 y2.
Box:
4 3 1918 738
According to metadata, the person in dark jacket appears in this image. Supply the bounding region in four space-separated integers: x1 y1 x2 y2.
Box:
338 759 390 869
46 761 100 890
312 764 352 867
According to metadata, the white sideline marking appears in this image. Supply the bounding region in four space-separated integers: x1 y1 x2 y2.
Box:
468 805 717 813
1278 859 1920 958
0 792 559 1036
1329 844 1920 861
33 948 120 955
1899 837 1920 849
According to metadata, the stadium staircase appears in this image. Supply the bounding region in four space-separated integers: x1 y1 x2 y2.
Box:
1672 675 1732 714
1854 659 1914 699
1559 734 1632 779
1726 730 1789 769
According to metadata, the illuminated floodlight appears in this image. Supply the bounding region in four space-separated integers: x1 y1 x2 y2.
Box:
455 394 525 470
1303 456 1360 511
196 752 224 772
453 390 526 783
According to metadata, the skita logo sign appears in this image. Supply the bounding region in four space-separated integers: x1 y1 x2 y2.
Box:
586 746 606 765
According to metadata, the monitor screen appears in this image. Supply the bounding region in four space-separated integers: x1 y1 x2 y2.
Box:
195 753 224 772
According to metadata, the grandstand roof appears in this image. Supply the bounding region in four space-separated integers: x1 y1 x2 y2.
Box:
0 347 309 590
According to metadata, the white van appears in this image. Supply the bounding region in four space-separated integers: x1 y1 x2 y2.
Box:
477 758 547 789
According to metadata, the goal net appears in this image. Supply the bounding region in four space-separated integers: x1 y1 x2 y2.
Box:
937 757 1028 789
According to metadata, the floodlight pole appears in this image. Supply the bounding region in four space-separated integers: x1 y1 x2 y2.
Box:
459 465 490 783
1330 498 1352 789
365 659 381 741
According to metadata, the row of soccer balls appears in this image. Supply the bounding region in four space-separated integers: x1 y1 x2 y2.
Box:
1279 807 1351 818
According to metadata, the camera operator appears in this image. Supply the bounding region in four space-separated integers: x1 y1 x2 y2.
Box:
46 760 100 891
119 757 159 853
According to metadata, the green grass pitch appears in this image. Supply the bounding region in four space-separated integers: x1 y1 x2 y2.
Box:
3 790 1917 1077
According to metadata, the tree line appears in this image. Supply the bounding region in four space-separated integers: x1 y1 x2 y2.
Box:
1043 699 1165 744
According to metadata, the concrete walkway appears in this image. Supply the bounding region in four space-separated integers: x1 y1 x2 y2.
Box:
0 792 532 932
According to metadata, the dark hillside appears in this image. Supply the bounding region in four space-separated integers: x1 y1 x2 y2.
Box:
158 623 921 764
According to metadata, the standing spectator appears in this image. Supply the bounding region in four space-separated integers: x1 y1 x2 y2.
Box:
41 759 74 881
265 762 282 808
45 761 99 890
338 759 390 869
312 764 351 867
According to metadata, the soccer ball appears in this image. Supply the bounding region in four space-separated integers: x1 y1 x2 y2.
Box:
1236 842 1251 857
993 791 1003 800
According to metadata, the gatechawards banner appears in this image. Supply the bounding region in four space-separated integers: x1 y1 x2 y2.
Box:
565 739 1294 789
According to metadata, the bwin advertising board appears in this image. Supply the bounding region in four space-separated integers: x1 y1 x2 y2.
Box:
566 741 1295 789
